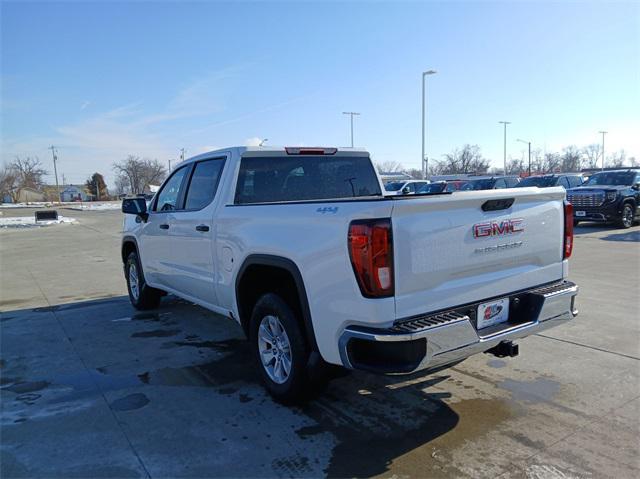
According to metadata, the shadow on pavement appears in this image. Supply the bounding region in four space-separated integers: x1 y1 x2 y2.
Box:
0 295 515 477
601 230 640 242
573 223 617 235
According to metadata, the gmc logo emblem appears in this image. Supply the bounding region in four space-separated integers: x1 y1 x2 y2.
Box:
473 219 524 238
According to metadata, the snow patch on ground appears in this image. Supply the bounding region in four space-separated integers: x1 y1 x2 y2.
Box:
0 215 78 228
0 202 54 209
64 202 121 211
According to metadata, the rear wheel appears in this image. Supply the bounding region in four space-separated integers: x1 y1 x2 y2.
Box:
249 293 317 403
126 251 162 310
618 203 634 229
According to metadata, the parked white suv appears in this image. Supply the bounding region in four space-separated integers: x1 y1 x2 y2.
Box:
384 179 430 195
121 146 579 402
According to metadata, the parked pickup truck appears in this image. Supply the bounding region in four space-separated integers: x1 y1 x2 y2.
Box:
121 146 579 402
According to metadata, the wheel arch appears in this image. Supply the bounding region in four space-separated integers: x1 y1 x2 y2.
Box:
121 236 139 264
235 254 318 353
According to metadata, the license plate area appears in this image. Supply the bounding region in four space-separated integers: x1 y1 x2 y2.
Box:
477 298 510 330
575 211 586 217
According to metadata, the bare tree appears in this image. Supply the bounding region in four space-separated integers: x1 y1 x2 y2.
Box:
541 152 562 173
432 144 490 175
112 156 167 194
10 156 48 190
582 144 601 169
375 160 404 174
606 150 627 168
113 175 131 196
561 146 582 172
0 164 19 202
505 157 526 175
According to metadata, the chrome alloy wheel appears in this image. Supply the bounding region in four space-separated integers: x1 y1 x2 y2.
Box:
258 315 292 384
622 205 633 228
129 262 140 301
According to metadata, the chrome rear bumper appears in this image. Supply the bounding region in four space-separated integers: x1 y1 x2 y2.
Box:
338 281 579 374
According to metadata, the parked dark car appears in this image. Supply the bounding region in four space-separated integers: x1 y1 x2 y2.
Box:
516 174 584 189
567 169 640 228
460 176 520 190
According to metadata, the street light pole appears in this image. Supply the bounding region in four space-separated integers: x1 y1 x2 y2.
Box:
517 139 532 176
598 131 607 171
421 70 437 179
342 112 360 147
180 148 186 163
499 121 511 174
48 145 61 204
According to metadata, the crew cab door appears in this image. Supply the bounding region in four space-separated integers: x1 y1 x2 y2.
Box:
139 165 190 286
164 157 226 304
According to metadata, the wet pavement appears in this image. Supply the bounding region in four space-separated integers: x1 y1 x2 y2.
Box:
1 209 639 478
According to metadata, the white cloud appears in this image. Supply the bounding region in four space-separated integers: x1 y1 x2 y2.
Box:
244 137 265 146
80 101 91 111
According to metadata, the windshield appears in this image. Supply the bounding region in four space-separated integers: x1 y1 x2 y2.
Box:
461 179 495 190
384 182 404 191
584 172 635 186
416 183 447 194
516 177 555 187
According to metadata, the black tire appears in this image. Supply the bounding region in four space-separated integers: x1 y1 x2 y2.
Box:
125 251 162 310
618 203 634 229
249 293 316 404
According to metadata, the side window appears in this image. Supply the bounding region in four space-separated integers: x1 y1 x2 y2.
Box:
559 177 570 189
154 166 188 212
509 178 520 187
408 183 417 193
184 159 225 210
494 179 507 189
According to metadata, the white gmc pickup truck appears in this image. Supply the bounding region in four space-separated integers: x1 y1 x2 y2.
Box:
121 146 579 402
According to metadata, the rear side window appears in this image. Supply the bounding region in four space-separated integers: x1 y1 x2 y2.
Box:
184 159 225 210
235 155 382 204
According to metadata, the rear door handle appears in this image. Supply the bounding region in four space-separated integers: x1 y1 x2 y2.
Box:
195 225 210 232
159 224 170 230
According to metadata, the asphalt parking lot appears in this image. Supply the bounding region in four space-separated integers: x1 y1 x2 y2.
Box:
1 207 639 478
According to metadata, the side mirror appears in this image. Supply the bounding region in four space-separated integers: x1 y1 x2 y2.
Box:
122 197 148 221
402 186 411 194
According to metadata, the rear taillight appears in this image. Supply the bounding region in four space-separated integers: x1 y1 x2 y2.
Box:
348 219 394 297
564 200 573 259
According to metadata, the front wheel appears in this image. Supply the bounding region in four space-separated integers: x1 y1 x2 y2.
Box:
618 203 634 229
249 293 314 404
125 251 162 310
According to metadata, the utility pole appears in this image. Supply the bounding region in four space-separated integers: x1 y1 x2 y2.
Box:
48 145 61 203
499 121 511 174
168 159 172 171
598 131 607 171
180 148 186 163
422 70 437 179
342 112 360 148
517 139 532 176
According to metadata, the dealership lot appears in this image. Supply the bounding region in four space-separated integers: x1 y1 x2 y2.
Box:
1 208 639 478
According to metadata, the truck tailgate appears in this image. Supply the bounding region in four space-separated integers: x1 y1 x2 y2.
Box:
391 188 566 319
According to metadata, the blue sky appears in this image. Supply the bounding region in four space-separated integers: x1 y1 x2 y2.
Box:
2 0 639 186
